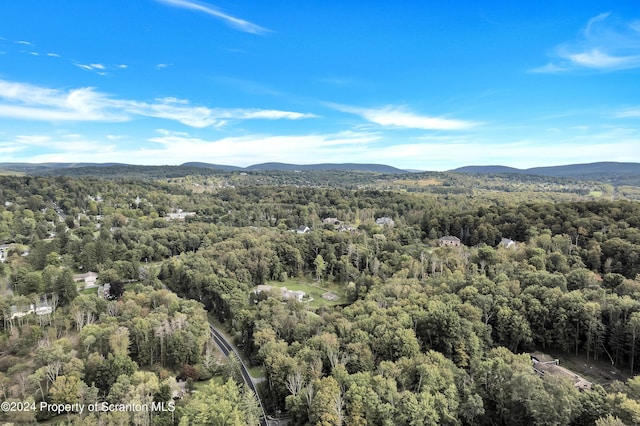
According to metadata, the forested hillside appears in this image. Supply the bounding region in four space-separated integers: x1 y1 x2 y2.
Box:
1 173 640 425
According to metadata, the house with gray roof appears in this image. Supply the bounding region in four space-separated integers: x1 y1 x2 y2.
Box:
438 236 461 247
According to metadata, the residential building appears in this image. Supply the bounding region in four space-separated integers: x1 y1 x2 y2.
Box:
376 217 395 227
499 238 517 249
166 209 196 220
10 301 53 319
0 244 9 262
296 226 311 234
439 236 461 247
254 285 305 302
73 272 99 288
98 283 111 299
531 352 592 391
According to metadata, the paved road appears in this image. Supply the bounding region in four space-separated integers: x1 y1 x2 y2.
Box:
52 202 67 221
209 324 269 426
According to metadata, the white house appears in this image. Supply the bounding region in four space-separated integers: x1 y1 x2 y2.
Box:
499 238 517 249
254 285 305 302
166 209 196 220
296 226 311 234
10 301 53 319
98 283 111 299
73 272 99 288
439 236 461 247
376 217 395 227
0 244 9 262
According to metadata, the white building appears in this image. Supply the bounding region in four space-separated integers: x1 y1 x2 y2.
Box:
254 285 305 302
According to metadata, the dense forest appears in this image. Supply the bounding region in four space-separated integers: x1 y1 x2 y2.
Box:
1 171 640 425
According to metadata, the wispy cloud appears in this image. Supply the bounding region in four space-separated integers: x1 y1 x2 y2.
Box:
0 141 25 155
2 128 381 165
231 109 316 120
0 79 315 127
74 63 108 75
333 104 478 130
533 12 640 73
9 133 117 157
5 126 637 170
126 97 315 127
0 80 127 121
615 108 640 118
123 129 380 165
4 39 126 75
155 0 269 35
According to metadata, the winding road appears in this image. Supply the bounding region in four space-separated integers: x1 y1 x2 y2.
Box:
209 324 269 426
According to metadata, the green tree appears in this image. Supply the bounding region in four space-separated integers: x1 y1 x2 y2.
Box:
54 269 78 306
179 378 259 426
308 376 344 426
314 254 326 282
49 375 85 407
629 312 640 374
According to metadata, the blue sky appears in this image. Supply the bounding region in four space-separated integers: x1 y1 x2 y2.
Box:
0 0 639 170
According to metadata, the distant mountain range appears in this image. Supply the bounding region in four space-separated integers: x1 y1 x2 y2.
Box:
0 162 128 173
0 161 638 179
184 162 408 173
451 162 640 177
0 162 409 174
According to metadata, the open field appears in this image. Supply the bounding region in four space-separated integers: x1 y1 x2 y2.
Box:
554 352 630 388
263 278 347 308
390 178 442 187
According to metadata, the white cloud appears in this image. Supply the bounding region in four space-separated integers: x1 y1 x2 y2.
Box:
136 130 381 165
10 133 116 155
0 142 25 154
125 98 316 127
2 126 638 170
223 109 316 120
365 131 640 170
3 129 381 166
567 49 640 69
0 79 315 127
334 104 477 130
74 63 108 74
106 134 127 140
616 108 640 118
15 135 51 145
155 0 269 35
0 81 125 121
534 12 640 72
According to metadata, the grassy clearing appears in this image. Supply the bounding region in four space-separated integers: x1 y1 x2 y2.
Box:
248 366 265 378
556 353 629 388
264 277 347 308
391 178 442 187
